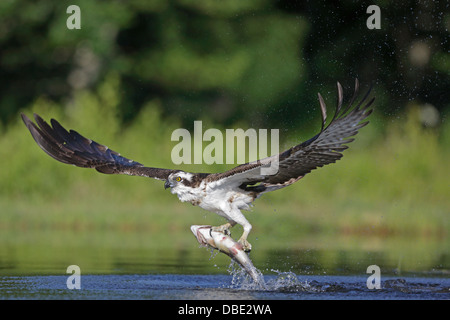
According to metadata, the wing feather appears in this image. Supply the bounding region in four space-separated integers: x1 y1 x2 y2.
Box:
21 113 175 180
22 79 373 188
208 79 374 189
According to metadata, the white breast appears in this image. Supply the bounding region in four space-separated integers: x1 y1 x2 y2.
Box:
198 182 255 217
171 180 256 220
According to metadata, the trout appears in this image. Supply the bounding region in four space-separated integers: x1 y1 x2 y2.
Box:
190 225 265 288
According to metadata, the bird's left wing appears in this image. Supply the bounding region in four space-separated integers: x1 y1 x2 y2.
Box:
206 79 374 190
21 113 176 180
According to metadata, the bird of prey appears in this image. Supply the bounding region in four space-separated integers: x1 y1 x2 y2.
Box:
22 79 374 252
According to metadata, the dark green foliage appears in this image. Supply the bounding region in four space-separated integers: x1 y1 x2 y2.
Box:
1 1 448 128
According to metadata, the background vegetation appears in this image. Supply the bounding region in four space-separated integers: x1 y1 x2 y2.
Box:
0 1 448 276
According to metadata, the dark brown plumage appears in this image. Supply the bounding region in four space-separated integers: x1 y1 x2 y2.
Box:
206 79 374 190
22 79 373 189
21 113 175 180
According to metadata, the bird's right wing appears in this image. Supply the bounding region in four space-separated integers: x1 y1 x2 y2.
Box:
21 113 176 180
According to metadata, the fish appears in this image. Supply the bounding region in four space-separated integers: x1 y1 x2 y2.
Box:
190 225 266 288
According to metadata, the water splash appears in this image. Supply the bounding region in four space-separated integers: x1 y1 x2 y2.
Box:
266 270 301 291
226 267 312 292
226 267 450 296
207 247 219 261
227 260 266 290
227 268 349 293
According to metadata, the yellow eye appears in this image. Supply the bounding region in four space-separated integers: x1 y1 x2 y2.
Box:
175 176 182 182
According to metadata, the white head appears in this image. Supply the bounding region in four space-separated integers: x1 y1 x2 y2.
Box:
164 171 195 194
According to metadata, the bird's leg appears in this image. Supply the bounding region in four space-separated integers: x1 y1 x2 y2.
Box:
224 209 253 252
212 222 235 236
238 222 252 252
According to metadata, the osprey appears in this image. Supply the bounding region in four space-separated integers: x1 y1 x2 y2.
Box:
22 79 374 252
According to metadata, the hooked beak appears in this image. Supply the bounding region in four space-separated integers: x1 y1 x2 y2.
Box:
164 180 172 190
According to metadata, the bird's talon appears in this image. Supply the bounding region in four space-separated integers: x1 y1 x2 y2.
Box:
212 224 231 236
238 239 252 252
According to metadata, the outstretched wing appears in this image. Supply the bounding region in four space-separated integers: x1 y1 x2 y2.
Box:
207 79 374 190
21 113 176 180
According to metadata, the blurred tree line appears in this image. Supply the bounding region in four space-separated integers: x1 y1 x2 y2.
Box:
0 0 449 129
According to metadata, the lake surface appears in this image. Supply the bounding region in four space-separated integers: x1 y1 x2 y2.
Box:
0 273 448 300
0 228 448 300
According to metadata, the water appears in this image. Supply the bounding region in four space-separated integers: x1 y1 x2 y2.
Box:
1 272 448 300
0 229 448 300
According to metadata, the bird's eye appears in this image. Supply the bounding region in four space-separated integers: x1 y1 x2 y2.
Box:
176 176 182 182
